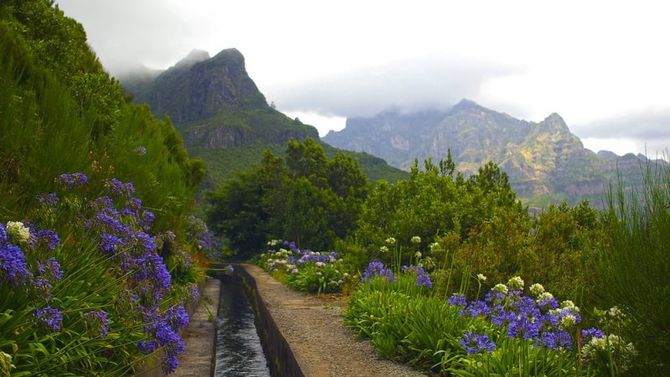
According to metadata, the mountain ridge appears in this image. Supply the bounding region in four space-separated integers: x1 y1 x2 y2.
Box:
120 49 407 187
324 99 655 205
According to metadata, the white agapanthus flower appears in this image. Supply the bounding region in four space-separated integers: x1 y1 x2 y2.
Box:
507 276 525 291
493 283 508 295
476 273 487 282
6 221 30 243
529 283 545 296
411 236 421 244
561 300 580 313
385 237 396 245
379 245 389 253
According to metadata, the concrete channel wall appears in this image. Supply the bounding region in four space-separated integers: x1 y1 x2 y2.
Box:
235 264 305 377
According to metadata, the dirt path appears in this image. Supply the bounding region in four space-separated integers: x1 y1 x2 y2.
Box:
240 264 426 377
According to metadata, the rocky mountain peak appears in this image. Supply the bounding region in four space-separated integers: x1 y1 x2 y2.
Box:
538 112 570 133
174 49 210 69
450 98 485 113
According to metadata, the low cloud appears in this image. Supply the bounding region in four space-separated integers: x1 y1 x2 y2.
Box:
578 110 670 156
267 57 519 118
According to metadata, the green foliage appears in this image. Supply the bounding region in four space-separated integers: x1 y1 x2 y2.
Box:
207 138 369 256
354 158 524 267
0 0 202 227
0 1 210 374
596 161 670 375
253 241 354 294
345 273 594 376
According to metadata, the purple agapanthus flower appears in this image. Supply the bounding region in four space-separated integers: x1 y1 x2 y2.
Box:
448 293 468 307
34 305 63 332
58 172 88 188
36 192 60 208
0 242 31 286
165 305 189 329
362 261 396 283
460 331 497 354
85 310 110 337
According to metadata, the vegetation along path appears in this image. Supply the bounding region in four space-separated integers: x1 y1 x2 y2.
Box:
240 264 425 377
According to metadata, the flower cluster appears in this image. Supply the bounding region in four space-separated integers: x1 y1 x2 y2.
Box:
460 331 497 354
34 305 63 332
186 216 221 260
58 172 88 189
362 261 395 283
450 276 593 353
258 240 352 293
84 310 111 337
0 224 30 286
401 265 432 288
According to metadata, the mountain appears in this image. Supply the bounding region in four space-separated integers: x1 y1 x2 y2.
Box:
323 99 656 206
121 49 406 188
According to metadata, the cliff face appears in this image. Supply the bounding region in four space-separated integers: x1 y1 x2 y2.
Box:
323 99 657 203
122 48 318 149
120 49 404 185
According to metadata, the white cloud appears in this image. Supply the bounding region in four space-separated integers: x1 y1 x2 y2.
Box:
55 0 670 155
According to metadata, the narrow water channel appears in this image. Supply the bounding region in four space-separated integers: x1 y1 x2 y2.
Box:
214 275 271 377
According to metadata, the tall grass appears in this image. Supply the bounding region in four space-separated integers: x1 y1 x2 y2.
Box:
599 159 670 375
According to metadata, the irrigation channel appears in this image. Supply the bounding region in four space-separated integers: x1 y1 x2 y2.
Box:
214 272 271 376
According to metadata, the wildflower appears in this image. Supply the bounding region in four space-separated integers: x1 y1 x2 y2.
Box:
403 265 432 288
84 310 110 337
361 261 395 283
34 305 63 332
36 192 59 208
448 293 467 307
0 241 30 286
6 221 30 244
411 236 421 244
539 330 573 350
99 233 122 255
561 300 580 313
476 273 487 282
581 327 605 343
379 245 389 253
507 276 524 291
32 229 60 251
136 146 147 155
165 305 189 329
291 269 299 274
315 261 325 267
561 313 578 328
461 300 491 317
460 331 496 354
137 340 158 354
187 283 200 303
582 334 637 373
0 351 14 375
58 172 88 188
227 264 235 273
33 257 63 290
607 306 625 320
493 283 508 295
537 292 558 310
529 283 545 296
385 237 396 245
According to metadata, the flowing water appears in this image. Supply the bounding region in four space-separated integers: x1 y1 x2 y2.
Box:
214 276 271 377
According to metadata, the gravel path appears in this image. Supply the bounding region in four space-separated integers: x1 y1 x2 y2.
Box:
241 264 426 377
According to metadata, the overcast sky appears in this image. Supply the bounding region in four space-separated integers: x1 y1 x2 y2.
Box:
56 0 670 156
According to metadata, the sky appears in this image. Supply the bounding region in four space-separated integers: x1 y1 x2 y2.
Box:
55 0 670 157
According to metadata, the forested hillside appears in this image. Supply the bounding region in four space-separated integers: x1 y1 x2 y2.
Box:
0 1 215 374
